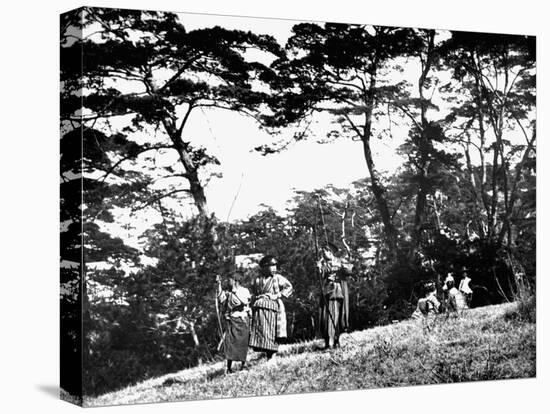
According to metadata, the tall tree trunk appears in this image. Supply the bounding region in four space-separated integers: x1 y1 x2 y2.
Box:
411 30 435 256
162 117 209 217
467 68 491 237
358 64 398 254
472 49 505 242
474 79 491 235
463 142 486 238
361 136 398 252
497 127 536 245
411 168 429 252
488 143 499 240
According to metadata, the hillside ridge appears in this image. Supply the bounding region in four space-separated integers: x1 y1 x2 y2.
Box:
86 302 535 407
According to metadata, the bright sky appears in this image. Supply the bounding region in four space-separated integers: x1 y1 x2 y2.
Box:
193 107 405 221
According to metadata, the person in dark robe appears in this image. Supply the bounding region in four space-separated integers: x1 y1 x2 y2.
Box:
248 255 293 359
317 243 351 349
216 270 251 373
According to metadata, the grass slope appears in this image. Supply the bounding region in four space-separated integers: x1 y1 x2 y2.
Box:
86 303 535 407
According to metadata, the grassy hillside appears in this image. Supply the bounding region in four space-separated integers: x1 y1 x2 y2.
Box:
86 302 535 407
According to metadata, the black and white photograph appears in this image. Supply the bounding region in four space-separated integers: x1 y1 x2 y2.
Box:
4 0 550 412
58 4 538 408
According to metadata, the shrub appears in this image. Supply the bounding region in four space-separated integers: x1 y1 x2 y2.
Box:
515 294 536 323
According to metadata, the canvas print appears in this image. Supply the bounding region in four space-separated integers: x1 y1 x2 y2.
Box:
60 6 536 407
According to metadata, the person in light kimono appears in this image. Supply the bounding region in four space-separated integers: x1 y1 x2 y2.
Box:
248 255 293 359
216 270 251 373
444 273 467 313
458 266 473 307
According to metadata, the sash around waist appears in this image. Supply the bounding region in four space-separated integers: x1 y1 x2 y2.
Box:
252 296 279 310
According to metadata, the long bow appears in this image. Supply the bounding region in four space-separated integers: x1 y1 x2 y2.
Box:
313 204 338 340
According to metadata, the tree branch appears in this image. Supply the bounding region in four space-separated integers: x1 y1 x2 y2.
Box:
343 113 364 140
391 102 422 131
134 188 192 211
157 53 203 93
177 103 196 137
99 145 175 183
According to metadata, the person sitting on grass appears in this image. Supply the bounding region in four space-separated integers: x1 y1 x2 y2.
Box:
444 274 468 313
216 270 252 374
412 281 440 319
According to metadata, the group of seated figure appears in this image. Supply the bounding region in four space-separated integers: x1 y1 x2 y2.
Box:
412 267 473 319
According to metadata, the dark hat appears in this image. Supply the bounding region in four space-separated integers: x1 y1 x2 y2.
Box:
259 255 277 268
